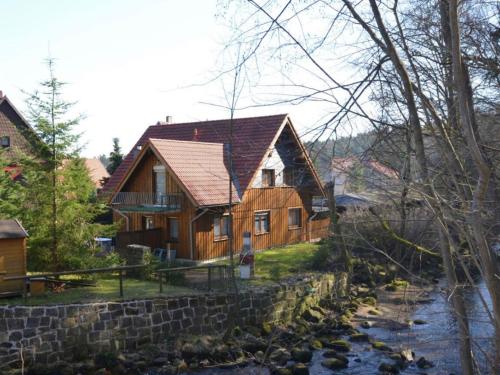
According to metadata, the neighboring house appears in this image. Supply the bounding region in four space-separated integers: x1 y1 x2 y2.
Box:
105 114 329 261
331 157 399 195
0 91 38 161
0 219 28 295
84 158 110 189
62 158 110 190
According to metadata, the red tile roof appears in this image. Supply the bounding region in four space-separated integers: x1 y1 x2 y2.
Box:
104 114 288 199
149 139 240 206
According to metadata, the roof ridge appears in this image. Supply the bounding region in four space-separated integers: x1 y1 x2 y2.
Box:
148 138 224 146
146 113 288 128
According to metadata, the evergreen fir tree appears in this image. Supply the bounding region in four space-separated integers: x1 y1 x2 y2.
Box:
107 137 123 175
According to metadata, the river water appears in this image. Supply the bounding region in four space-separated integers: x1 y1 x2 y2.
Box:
193 280 495 375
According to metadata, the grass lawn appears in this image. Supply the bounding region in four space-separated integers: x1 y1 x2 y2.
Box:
217 242 321 282
1 242 321 305
0 277 197 306
252 242 320 280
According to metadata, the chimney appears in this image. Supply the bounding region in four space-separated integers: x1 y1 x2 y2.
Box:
156 115 173 126
0 91 3 99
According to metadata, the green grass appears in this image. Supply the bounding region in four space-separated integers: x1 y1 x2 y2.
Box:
2 242 321 305
0 277 197 306
253 242 320 279
218 242 320 283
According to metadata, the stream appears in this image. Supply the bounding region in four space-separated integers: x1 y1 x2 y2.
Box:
194 280 495 374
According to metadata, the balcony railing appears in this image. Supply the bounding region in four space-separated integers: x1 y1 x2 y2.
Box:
111 192 183 211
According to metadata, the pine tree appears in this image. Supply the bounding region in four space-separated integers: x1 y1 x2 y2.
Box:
13 58 117 271
107 137 123 175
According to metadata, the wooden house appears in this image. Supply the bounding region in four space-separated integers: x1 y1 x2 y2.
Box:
0 91 39 162
104 114 330 261
0 220 28 294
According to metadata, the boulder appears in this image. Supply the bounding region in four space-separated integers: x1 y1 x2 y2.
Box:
400 349 414 362
372 341 392 352
361 321 373 329
302 308 323 323
416 357 434 369
349 333 369 342
241 334 268 354
269 348 292 366
321 358 348 369
272 368 292 375
379 362 399 374
292 363 310 375
329 339 351 352
291 347 313 363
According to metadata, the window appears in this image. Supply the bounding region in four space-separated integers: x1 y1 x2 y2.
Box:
284 167 295 186
142 216 154 230
169 218 179 242
1 136 10 148
254 211 270 234
288 208 302 229
214 215 229 240
261 169 275 187
153 165 166 204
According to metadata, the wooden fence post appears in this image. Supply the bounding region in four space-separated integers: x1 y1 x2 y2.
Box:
207 267 212 291
159 271 163 293
119 270 124 298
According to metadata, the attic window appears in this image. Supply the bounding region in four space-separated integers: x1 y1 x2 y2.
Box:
1 136 10 148
262 169 275 187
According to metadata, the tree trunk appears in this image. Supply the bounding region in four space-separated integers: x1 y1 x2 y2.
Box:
447 1 500 370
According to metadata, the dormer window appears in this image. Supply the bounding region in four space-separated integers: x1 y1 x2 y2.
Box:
262 169 275 187
1 136 10 148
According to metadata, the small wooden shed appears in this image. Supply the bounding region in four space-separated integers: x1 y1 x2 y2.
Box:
0 219 28 295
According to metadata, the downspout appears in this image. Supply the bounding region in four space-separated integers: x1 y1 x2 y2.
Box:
190 209 208 261
308 212 319 242
112 207 130 232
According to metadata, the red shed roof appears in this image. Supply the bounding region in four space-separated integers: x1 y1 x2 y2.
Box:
104 114 289 197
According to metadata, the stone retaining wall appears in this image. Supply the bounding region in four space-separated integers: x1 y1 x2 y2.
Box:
0 273 342 371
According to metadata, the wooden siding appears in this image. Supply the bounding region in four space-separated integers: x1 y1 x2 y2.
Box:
122 151 182 194
194 187 329 260
113 152 329 261
0 238 26 293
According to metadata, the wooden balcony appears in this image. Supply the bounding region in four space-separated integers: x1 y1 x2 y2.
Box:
111 192 183 212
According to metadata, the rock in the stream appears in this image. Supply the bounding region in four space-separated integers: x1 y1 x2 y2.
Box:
400 349 414 362
379 362 400 373
349 332 369 342
416 356 434 369
329 339 351 352
241 334 268 353
361 321 373 329
413 319 427 325
269 348 292 366
321 358 348 369
291 347 313 363
292 362 310 375
302 308 323 323
372 341 393 352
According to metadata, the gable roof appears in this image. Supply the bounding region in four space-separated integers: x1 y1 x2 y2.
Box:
104 114 289 196
84 158 110 188
0 93 39 158
0 219 28 239
105 114 326 206
147 139 240 206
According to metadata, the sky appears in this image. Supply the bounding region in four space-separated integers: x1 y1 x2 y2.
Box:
0 0 368 157
0 0 330 158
